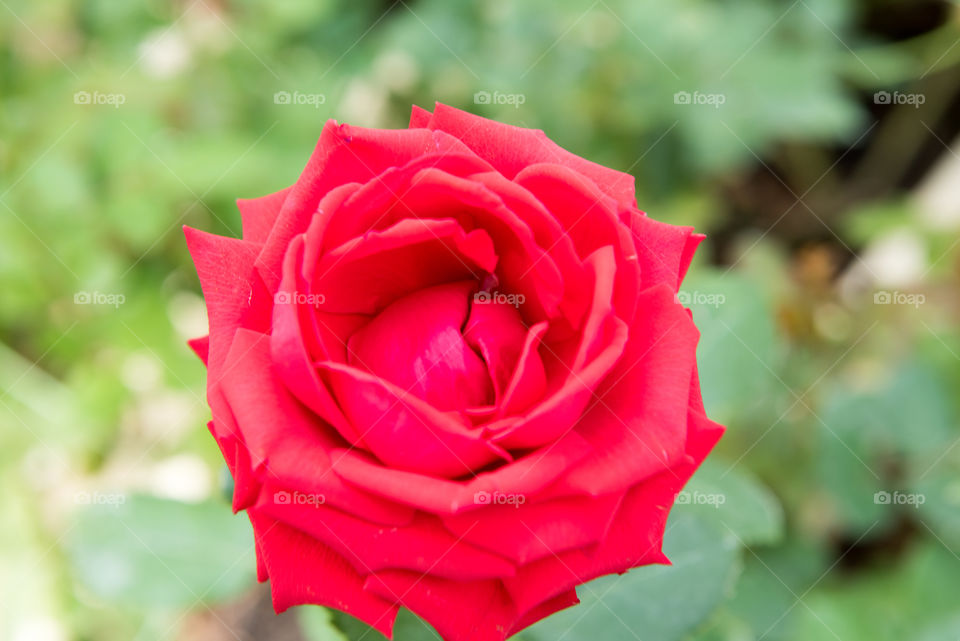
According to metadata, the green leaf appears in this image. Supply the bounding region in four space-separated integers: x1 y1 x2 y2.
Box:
680 270 782 425
823 361 955 458
299 606 350 641
912 464 960 546
66 494 256 608
914 614 960 641
523 511 740 641
791 542 960 641
689 539 832 641
679 458 785 546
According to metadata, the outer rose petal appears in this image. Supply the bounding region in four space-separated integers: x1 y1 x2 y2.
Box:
237 186 291 244
409 104 432 128
622 208 698 291
441 492 624 564
503 409 724 613
508 590 580 637
248 511 399 637
183 226 271 377
187 335 208 365
418 103 638 209
363 571 518 641
254 484 517 581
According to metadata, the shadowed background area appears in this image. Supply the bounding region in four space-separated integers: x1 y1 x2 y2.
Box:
1 1 959 640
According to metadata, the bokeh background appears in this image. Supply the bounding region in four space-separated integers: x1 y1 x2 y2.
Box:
2 1 959 640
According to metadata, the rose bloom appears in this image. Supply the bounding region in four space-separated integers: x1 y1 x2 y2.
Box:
185 103 723 641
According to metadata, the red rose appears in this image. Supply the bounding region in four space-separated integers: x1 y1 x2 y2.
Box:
185 102 723 641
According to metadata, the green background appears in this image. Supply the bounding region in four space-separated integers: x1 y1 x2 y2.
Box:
1 0 959 639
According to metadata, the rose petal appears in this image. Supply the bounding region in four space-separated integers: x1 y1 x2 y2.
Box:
315 149 494 254
237 186 291 244
312 219 497 315
347 281 494 411
507 590 580 637
363 571 518 641
421 103 638 209
220 328 415 524
310 162 565 324
256 123 478 290
502 408 724 613
398 168 566 322
272 236 361 445
468 171 589 336
319 358 507 479
329 429 592 514
442 492 623 564
462 297 530 400
515 163 640 323
409 104 432 128
496 321 549 418
622 209 697 291
183 227 271 377
554 283 699 496
488 248 627 450
254 485 517 581
488 315 628 450
247 512 399 637
187 335 209 365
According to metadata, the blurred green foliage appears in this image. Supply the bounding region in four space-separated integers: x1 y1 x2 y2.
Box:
1 0 959 640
